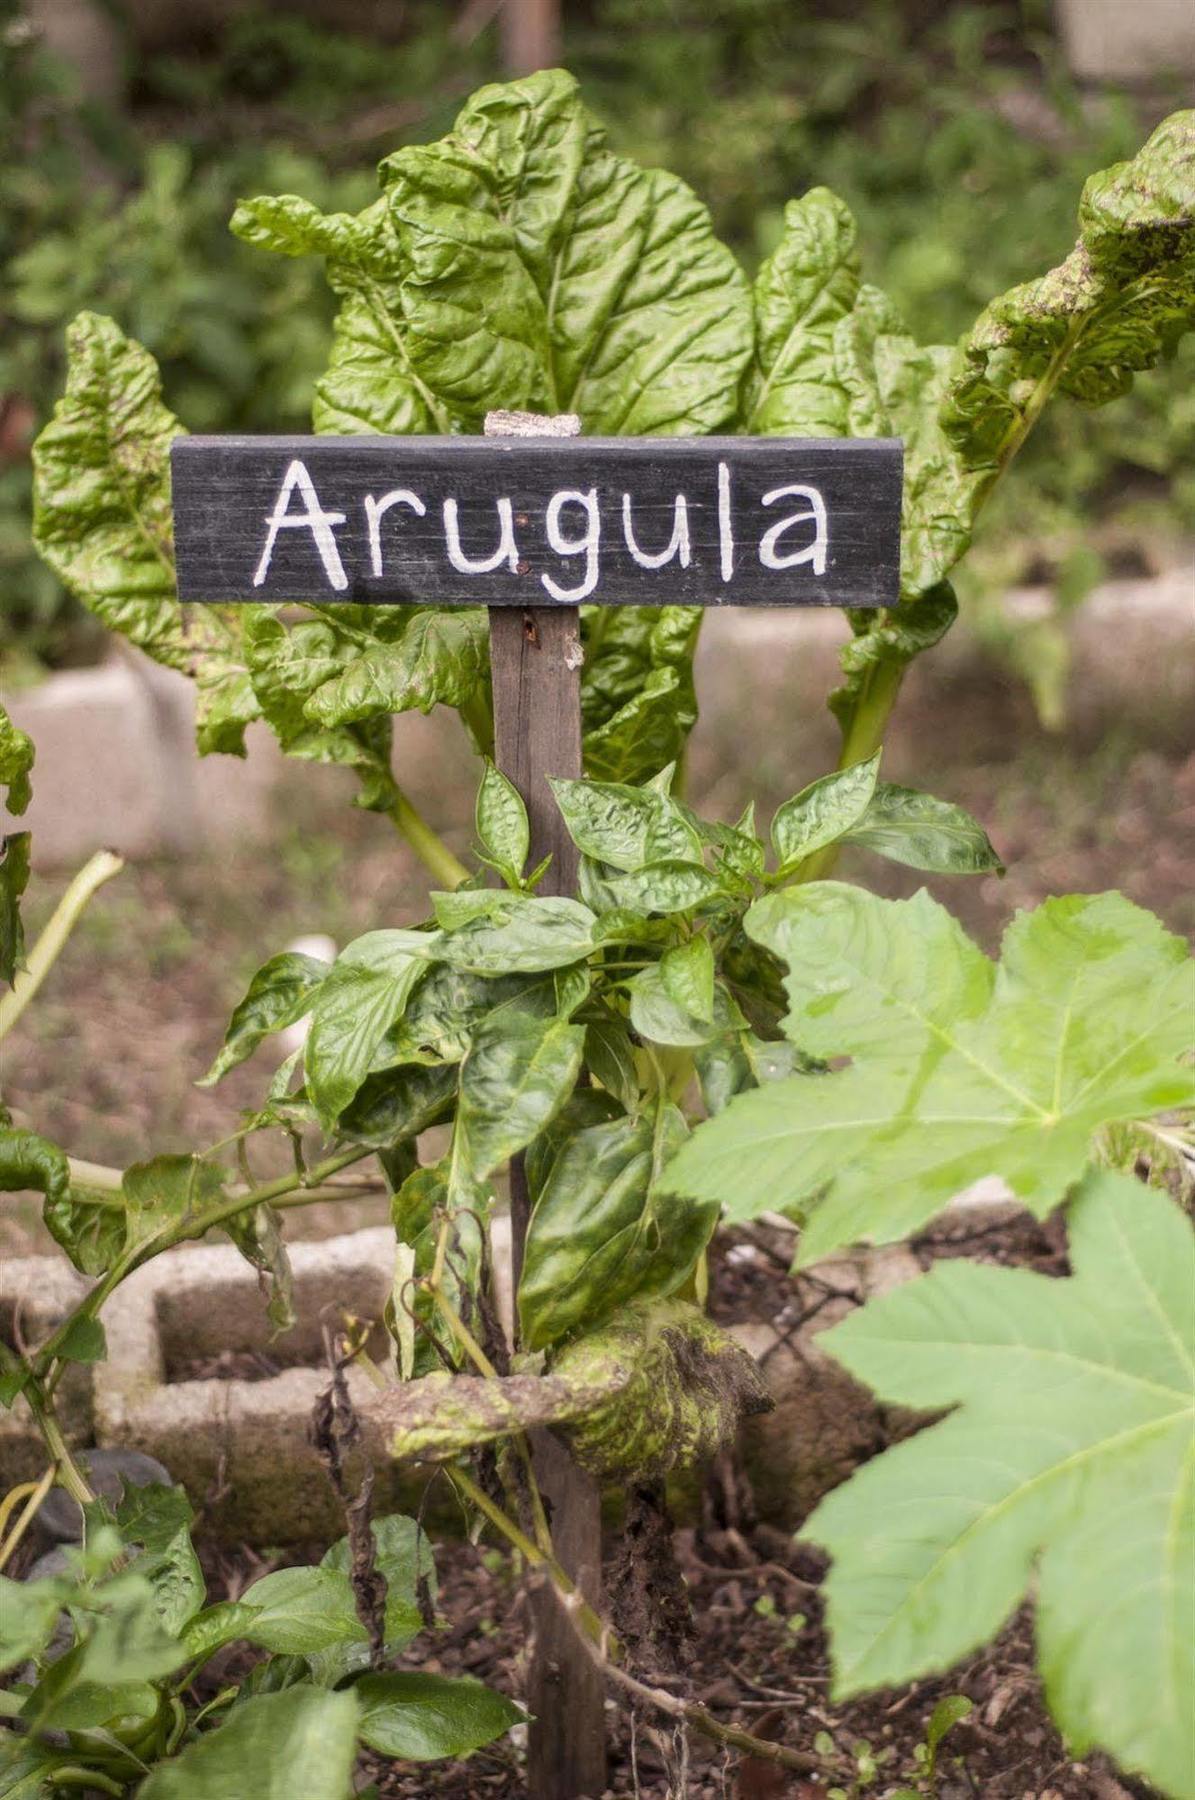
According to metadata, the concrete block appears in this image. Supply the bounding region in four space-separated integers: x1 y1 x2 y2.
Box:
1056 0 1195 80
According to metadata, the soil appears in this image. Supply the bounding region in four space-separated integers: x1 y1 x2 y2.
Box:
187 1507 1154 1800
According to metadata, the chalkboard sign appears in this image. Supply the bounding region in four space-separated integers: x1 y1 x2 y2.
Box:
171 435 902 609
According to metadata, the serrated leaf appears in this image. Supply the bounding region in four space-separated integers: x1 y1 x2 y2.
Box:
199 950 330 1086
356 1672 523 1760
770 751 880 871
476 761 529 883
844 782 1003 875
665 886 1194 1264
138 1686 359 1800
807 1170 1194 1799
305 930 438 1126
520 1102 715 1350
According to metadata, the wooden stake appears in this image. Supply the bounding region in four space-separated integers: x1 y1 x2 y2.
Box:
485 408 607 1800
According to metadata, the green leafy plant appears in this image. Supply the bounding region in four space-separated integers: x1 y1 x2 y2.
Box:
0 1496 520 1796
4 70 1194 1799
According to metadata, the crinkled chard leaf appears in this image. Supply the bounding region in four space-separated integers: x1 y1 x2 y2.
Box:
807 1170 1194 1800
665 884 1195 1265
30 313 259 755
0 704 33 816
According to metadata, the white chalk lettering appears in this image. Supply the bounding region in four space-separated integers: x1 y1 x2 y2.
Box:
542 488 600 602
622 492 691 570
717 461 734 582
759 484 828 574
365 489 426 578
253 459 348 592
443 496 519 574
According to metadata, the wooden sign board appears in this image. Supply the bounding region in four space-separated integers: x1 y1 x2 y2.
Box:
171 435 902 610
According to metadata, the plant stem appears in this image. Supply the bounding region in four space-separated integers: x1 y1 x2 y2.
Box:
23 1378 94 1507
387 790 469 889
0 850 124 1040
0 1464 56 1573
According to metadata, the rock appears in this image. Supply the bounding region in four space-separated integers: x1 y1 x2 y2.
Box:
35 1447 173 1542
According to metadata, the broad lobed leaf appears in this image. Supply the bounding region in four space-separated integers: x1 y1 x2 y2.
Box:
807 1170 1194 1799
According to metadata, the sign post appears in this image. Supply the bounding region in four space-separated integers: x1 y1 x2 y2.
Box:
170 419 902 1800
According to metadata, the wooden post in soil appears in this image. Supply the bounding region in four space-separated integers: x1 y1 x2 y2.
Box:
484 407 607 1800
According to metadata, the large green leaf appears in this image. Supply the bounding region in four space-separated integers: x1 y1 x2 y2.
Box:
843 782 1003 875
665 886 1194 1265
944 111 1195 469
138 1687 359 1800
453 1011 584 1182
199 950 330 1087
355 1672 522 1761
580 608 700 785
304 930 438 1127
551 773 701 871
519 1101 716 1350
302 609 489 728
743 187 862 436
380 70 752 432
29 314 258 756
807 1171 1194 1800
438 896 596 975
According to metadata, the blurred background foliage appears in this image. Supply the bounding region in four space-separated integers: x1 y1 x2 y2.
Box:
1 0 1191 718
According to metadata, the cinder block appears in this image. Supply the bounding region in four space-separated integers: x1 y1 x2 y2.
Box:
1056 0 1195 80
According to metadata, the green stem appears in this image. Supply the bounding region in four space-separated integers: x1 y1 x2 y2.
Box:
0 850 124 1041
793 654 906 885
388 790 469 889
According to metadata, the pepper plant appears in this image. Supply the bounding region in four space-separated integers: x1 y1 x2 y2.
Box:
2 72 1193 1798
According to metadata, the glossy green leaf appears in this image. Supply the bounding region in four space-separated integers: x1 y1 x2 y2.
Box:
56 1316 107 1364
770 751 880 872
199 951 330 1086
550 775 701 871
665 886 1195 1264
30 314 258 755
659 936 715 1023
604 860 722 914
844 782 1003 875
629 965 744 1049
439 897 596 975
808 1171 1194 1799
455 1012 584 1181
138 1686 359 1800
0 1127 70 1209
305 1513 437 1684
520 1103 716 1350
1 831 31 986
236 1566 367 1655
0 705 33 816
356 1672 523 1761
339 1061 457 1148
476 761 529 883
305 930 438 1126
122 1154 227 1252
583 1014 640 1113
